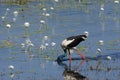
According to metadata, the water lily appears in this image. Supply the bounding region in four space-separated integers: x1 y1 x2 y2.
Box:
29 43 34 47
13 11 19 17
107 56 112 60
98 40 104 46
44 36 48 40
51 42 56 46
97 48 102 53
21 43 25 48
25 38 31 44
45 43 49 47
50 7 54 10
9 65 14 70
6 24 11 28
25 38 34 47
54 0 59 2
100 5 104 11
1 16 5 20
6 8 10 11
45 13 50 17
100 7 104 11
13 18 16 22
43 8 46 11
40 20 45 24
114 0 119 4
24 22 30 28
40 45 46 50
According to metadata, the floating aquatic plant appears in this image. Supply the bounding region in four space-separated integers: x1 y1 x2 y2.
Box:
78 46 87 52
0 40 13 48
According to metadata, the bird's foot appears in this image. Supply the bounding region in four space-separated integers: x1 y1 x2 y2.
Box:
69 55 72 63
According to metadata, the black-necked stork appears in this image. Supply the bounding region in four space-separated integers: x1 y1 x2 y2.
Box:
61 31 89 62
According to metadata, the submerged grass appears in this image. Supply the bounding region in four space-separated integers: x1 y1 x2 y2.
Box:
0 40 15 48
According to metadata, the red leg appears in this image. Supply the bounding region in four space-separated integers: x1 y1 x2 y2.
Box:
74 48 86 60
68 49 72 63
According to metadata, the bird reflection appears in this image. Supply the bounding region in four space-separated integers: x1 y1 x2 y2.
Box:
58 61 88 80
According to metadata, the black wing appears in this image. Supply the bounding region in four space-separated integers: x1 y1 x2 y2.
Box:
67 35 86 47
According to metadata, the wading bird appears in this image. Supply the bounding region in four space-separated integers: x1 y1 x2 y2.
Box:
61 31 89 62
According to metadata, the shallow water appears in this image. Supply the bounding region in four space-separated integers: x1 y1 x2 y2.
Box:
0 0 120 80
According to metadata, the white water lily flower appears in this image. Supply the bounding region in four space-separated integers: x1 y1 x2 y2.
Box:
45 13 50 16
44 36 48 40
24 22 30 27
6 24 11 28
98 40 104 46
100 5 104 11
13 11 19 17
40 20 45 24
25 38 31 44
50 7 54 10
40 45 46 50
21 43 25 48
107 56 112 60
51 42 56 46
6 8 10 11
114 0 119 4
1 16 5 20
29 43 34 47
100 7 104 11
43 8 46 11
25 38 34 47
45 43 49 47
97 48 102 53
54 0 59 2
9 65 14 70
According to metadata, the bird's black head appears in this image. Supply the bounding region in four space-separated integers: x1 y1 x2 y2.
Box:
81 35 87 41
81 31 89 41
